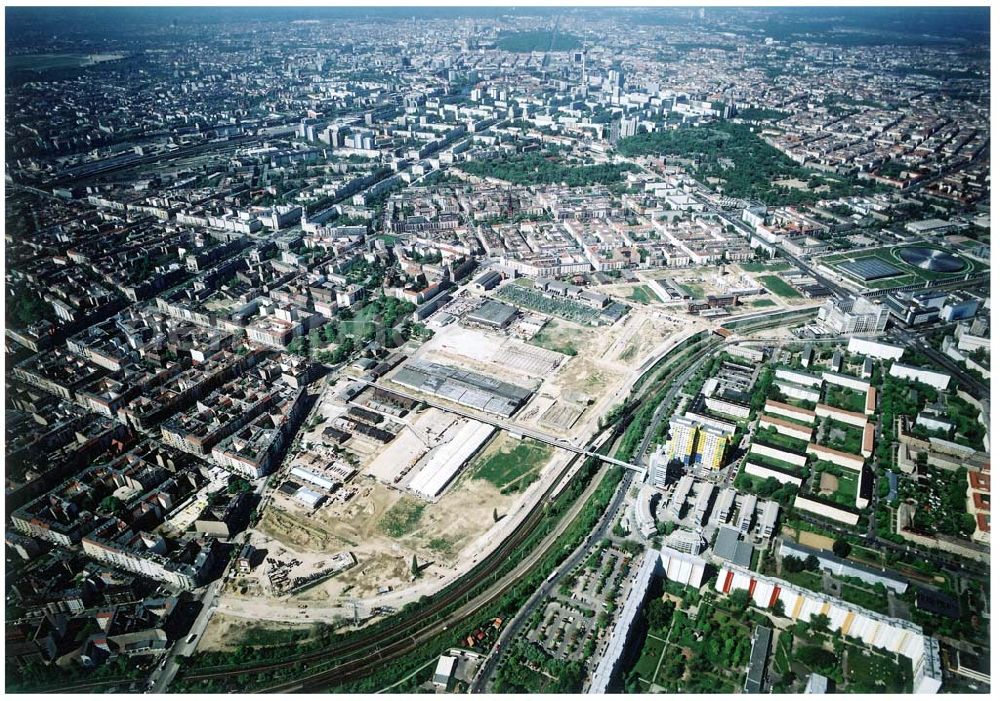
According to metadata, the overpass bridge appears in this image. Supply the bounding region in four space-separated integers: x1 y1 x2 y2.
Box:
356 379 648 474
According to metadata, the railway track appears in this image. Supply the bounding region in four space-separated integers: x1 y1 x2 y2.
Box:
182 446 591 686
178 329 781 692
181 421 631 690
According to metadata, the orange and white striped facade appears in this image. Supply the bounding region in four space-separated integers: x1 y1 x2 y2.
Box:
716 566 942 693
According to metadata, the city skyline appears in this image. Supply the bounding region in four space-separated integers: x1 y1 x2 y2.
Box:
3 4 991 696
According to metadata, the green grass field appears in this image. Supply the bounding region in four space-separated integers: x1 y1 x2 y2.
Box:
817 468 859 508
678 282 705 298
632 634 667 684
741 261 792 273
845 644 912 692
631 284 655 304
840 582 889 615
378 496 426 538
762 410 814 429
528 320 582 356
773 631 793 675
756 427 809 453
747 450 806 475
824 386 867 413
759 275 803 299
469 438 552 493
750 298 777 308
781 568 824 593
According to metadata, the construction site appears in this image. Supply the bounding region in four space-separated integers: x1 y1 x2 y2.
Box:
209 286 707 634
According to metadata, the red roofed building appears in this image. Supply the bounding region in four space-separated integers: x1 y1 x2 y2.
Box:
967 464 990 545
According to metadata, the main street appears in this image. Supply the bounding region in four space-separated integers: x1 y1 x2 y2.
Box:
470 332 721 692
891 327 988 400
148 577 225 693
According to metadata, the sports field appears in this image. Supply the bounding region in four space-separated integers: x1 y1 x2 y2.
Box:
817 245 984 290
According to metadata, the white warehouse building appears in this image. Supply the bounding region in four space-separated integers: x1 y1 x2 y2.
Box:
408 420 494 500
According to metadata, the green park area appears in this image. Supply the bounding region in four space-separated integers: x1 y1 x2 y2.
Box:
468 437 552 494
616 122 863 206
625 594 752 693
759 275 803 299
844 643 912 693
459 151 636 187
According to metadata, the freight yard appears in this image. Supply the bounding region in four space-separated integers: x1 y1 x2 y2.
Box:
218 293 696 622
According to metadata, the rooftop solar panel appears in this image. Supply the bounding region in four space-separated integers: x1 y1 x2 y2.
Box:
838 257 903 281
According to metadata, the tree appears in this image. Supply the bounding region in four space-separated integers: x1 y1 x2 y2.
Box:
228 477 252 494
795 644 837 669
832 538 851 558
770 599 786 618
729 589 751 611
646 597 675 632
759 477 781 497
804 554 820 572
810 613 831 633
410 555 419 578
98 496 124 516
782 555 804 574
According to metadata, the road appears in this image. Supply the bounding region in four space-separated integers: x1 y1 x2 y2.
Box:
148 577 225 693
891 327 988 400
470 334 719 692
470 469 635 693
148 464 281 692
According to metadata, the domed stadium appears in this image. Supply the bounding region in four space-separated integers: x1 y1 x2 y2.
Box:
893 246 969 274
